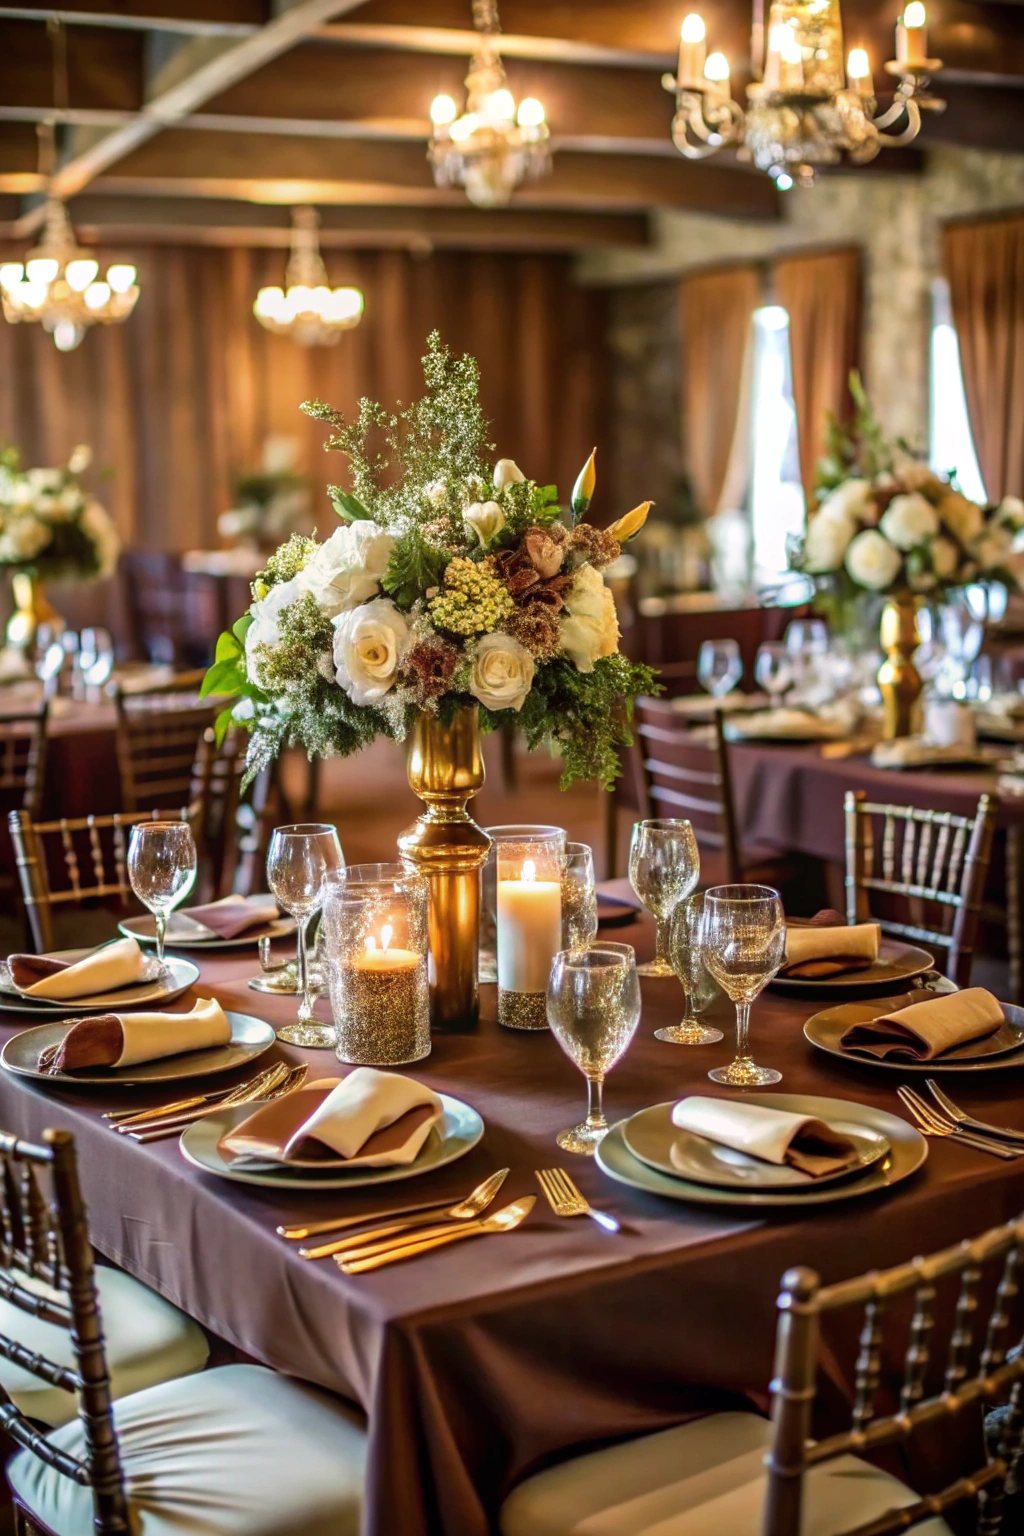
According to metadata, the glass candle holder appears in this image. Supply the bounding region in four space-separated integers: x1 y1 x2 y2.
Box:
496 838 563 1030
322 863 431 1066
480 825 566 984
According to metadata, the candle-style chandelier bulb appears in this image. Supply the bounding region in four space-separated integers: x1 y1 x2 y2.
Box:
0 198 139 351
253 208 363 346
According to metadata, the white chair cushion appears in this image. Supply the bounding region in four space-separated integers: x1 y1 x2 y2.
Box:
0 1264 209 1427
501 1411 955 1536
8 1362 367 1536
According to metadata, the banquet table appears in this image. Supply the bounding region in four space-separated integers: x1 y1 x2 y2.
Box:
1 932 1023 1536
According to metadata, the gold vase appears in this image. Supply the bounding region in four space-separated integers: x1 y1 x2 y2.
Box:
877 593 923 740
399 706 491 1032
5 572 61 654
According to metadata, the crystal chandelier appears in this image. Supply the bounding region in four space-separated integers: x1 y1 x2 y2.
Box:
253 209 364 346
428 0 550 209
664 0 944 187
0 197 139 352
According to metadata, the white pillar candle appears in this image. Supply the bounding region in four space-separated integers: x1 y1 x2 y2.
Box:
896 2 927 65
677 14 707 89
497 859 562 994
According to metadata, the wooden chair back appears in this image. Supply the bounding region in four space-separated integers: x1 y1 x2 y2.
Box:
113 675 214 814
629 697 742 882
9 807 193 953
764 1213 1024 1536
0 1126 128 1534
0 704 48 821
844 789 996 986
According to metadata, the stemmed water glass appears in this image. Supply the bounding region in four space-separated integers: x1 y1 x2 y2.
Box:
697 639 743 698
79 626 115 693
546 942 641 1155
127 821 198 969
754 641 793 702
561 841 598 952
628 818 699 977
700 884 786 1087
266 823 345 1047
657 891 723 1045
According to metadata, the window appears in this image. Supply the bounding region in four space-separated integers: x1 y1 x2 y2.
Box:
929 277 986 504
748 304 805 581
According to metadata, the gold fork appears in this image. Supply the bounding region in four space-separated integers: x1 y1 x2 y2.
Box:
535 1168 620 1231
897 1086 1016 1160
124 1063 295 1141
105 1072 273 1126
114 1063 285 1135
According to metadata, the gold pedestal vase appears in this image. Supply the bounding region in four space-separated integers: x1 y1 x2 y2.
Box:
6 573 61 654
399 706 492 1032
877 593 923 740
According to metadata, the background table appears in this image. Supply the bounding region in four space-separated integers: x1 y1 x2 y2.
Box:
0 933 1022 1536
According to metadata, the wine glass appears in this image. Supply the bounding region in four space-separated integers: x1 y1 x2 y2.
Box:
697 638 742 698
267 823 344 1047
480 825 566 984
784 618 828 690
547 942 641 1154
754 641 793 702
561 842 598 952
628 818 700 977
127 821 198 969
656 891 723 1045
700 884 786 1088
81 626 115 691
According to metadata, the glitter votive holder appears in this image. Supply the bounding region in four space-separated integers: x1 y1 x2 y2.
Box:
496 838 563 1031
322 863 431 1066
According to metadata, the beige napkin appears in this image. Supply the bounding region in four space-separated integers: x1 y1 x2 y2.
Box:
219 1069 444 1167
782 915 880 979
671 1096 860 1178
177 896 279 941
41 998 231 1074
840 987 1004 1062
9 937 150 1001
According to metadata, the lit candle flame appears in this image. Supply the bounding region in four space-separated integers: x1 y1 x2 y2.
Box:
522 859 537 883
381 924 393 952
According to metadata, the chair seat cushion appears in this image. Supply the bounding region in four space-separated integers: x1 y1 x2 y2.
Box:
9 1363 367 1536
500 1411 954 1536
0 1264 209 1428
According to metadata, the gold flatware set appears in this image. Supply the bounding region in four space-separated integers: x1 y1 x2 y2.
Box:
109 1062 308 1142
897 1084 1020 1159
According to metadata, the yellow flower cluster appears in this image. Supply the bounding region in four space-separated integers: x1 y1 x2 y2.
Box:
427 556 514 636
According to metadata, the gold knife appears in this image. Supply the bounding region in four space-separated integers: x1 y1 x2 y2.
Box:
297 1170 509 1259
338 1196 535 1274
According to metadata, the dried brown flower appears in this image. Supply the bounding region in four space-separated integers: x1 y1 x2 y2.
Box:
567 524 621 569
401 636 460 701
502 604 561 659
523 527 564 579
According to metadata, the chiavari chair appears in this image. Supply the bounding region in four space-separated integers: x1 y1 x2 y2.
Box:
503 1212 1024 1536
3 1127 366 1536
0 704 49 919
112 674 214 815
844 789 996 987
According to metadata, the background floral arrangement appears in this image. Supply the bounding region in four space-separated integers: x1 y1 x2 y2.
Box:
205 333 656 787
217 435 311 552
0 444 121 580
789 373 1024 613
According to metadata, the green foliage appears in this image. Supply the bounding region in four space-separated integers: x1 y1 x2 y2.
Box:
328 486 373 522
514 653 660 790
255 534 317 592
816 369 895 495
382 530 450 609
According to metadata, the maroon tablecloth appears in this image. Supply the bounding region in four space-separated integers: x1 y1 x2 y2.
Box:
0 934 1022 1535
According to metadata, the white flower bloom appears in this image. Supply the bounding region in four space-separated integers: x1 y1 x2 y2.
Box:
559 563 620 672
300 521 396 619
937 491 983 546
997 495 1024 531
818 478 873 524
879 492 939 551
802 509 856 573
931 536 960 580
463 500 505 547
8 479 34 509
423 480 447 508
845 528 903 591
493 458 526 491
469 631 534 712
231 696 255 723
333 597 410 706
79 499 121 578
26 468 62 493
68 444 92 475
0 515 49 564
244 575 304 685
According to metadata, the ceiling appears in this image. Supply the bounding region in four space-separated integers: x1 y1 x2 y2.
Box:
0 0 1021 253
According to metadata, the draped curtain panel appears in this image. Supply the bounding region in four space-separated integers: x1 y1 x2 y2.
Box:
774 248 862 504
944 213 1024 503
0 246 608 551
679 265 760 515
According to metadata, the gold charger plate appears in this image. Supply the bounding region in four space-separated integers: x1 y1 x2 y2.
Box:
771 939 934 996
804 997 1024 1073
0 1011 276 1087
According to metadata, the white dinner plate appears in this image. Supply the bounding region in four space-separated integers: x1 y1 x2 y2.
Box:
119 903 295 951
0 952 199 1016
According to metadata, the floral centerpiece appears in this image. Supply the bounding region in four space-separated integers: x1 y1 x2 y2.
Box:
217 436 311 553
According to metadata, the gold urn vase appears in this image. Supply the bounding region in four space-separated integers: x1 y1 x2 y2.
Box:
877 593 923 740
399 706 491 1032
6 573 61 655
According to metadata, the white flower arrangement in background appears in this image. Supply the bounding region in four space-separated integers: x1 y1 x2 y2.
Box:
0 445 120 581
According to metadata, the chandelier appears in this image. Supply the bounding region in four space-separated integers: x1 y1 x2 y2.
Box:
664 0 944 187
253 209 364 346
0 198 139 353
428 0 550 209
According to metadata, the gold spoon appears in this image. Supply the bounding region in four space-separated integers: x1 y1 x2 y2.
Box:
298 1168 510 1259
338 1196 536 1274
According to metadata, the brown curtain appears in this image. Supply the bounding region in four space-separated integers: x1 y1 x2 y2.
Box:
0 246 608 551
774 248 861 504
679 265 760 514
944 213 1024 503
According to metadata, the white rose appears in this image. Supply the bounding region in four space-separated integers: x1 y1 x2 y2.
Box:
931 536 960 580
469 632 534 712
938 491 983 545
26 468 61 493
244 575 304 685
332 597 409 706
845 528 903 591
79 499 121 577
493 458 526 491
68 444 92 475
802 509 855 573
559 563 620 672
463 500 505 547
300 521 396 618
879 492 939 551
997 495 1024 531
0 515 49 564
423 480 447 508
818 478 873 523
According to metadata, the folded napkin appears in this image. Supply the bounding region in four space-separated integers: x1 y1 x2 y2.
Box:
9 937 149 1001
781 911 880 979
218 1068 443 1167
41 998 231 1074
840 987 1004 1062
726 708 845 742
671 1096 860 1178
177 896 279 941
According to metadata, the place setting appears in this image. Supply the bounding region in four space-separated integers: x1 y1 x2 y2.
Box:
0 935 198 1018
